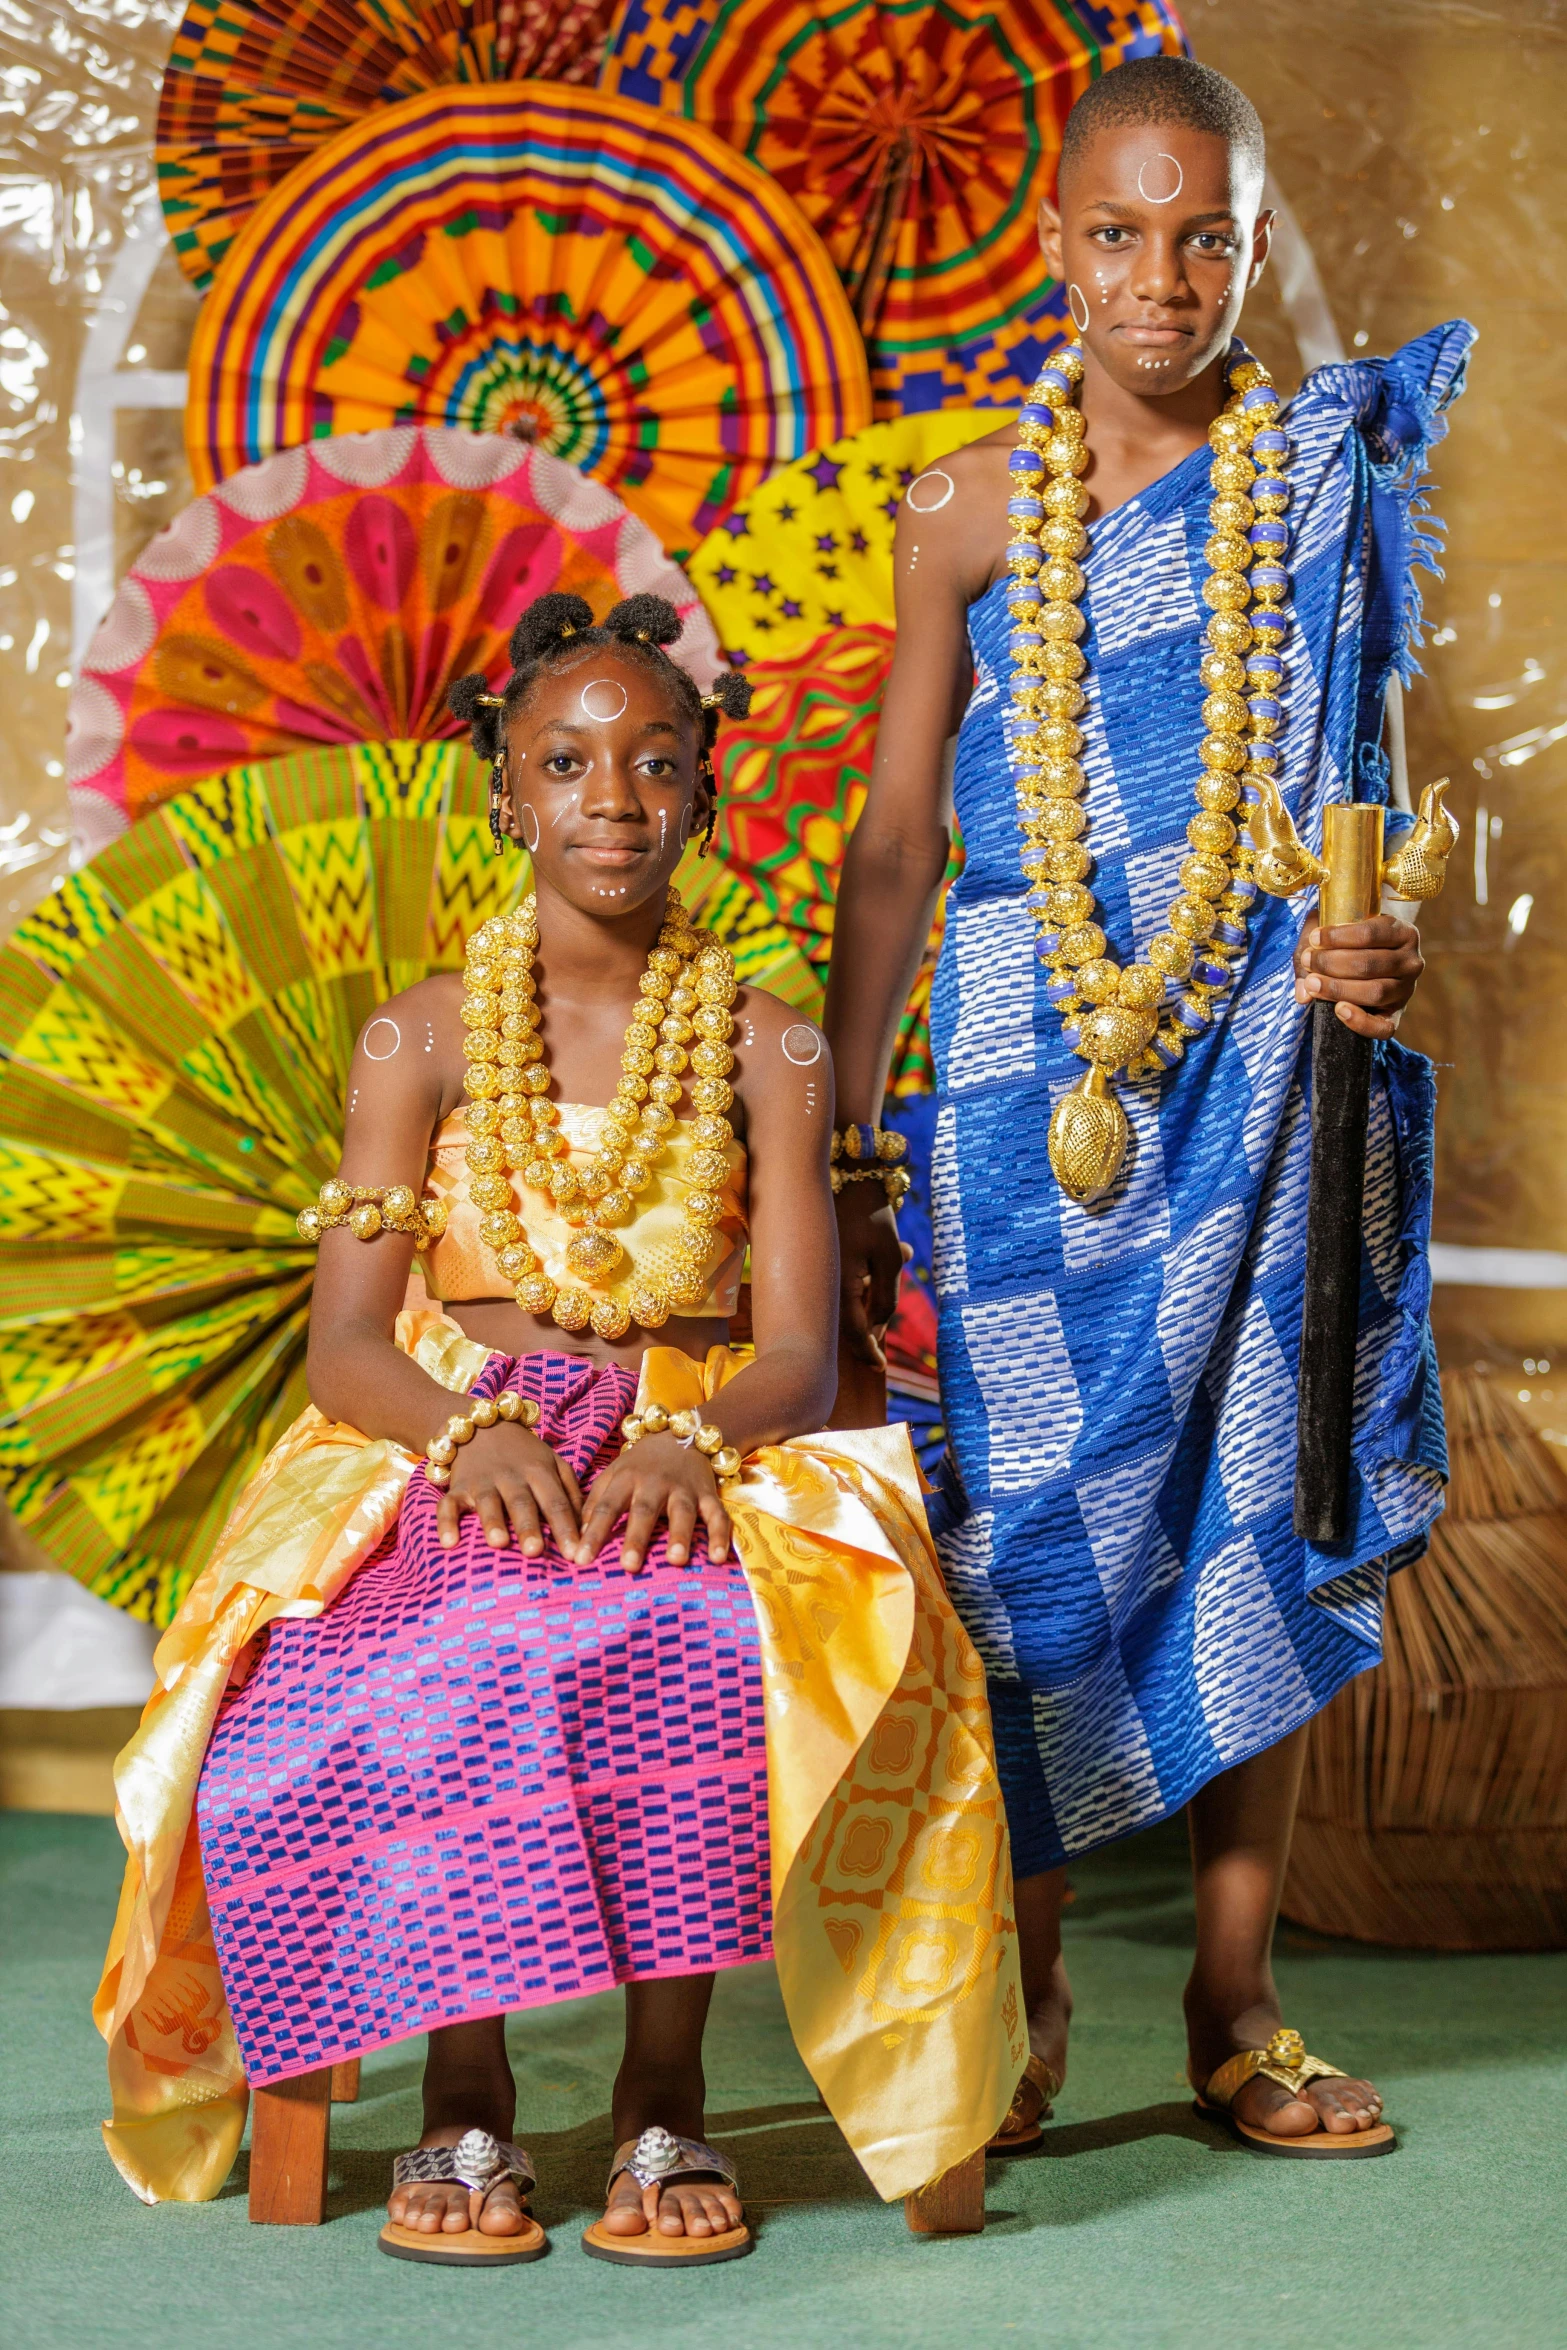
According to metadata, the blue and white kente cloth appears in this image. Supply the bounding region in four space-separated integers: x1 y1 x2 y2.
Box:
928 323 1473 1873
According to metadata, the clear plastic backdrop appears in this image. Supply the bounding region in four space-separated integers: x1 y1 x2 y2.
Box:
0 0 1563 1360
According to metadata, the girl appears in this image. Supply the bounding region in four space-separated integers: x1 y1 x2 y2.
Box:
95 592 1021 2265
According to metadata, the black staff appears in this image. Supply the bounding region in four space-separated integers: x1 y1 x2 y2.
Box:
1293 802 1384 1544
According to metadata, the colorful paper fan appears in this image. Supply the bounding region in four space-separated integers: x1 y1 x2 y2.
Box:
158 0 618 292
709 625 956 1092
185 83 872 558
66 429 718 850
688 410 1009 662
601 0 1185 411
0 741 530 1625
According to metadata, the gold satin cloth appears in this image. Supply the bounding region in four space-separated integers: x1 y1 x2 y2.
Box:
421 1103 748 1315
94 1313 1023 2206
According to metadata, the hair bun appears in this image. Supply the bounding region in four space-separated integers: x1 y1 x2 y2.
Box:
603 593 683 649
508 592 596 668
446 672 493 727
709 670 753 721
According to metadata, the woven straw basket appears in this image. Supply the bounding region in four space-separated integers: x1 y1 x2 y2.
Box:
1283 1368 1567 1951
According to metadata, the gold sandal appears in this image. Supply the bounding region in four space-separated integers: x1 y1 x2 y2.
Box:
986 2052 1061 2155
1193 2028 1395 2159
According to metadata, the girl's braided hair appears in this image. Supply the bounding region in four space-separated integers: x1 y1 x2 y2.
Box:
448 592 751 852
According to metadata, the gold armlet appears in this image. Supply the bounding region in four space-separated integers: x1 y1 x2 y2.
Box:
423 1387 540 1489
296 1180 449 1246
830 1163 912 1206
830 1122 909 1168
618 1403 742 1483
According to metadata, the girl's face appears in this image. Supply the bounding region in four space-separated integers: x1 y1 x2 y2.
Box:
501 649 710 915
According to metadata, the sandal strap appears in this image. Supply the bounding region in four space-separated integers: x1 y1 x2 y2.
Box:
608 2126 738 2196
1200 2028 1349 2111
999 2051 1061 2131
392 2130 535 2195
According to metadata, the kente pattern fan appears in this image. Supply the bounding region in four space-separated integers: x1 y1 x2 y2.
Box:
157 0 617 292
0 743 526 1626
66 429 717 855
709 625 956 1092
689 411 1010 661
601 0 1185 411
184 83 872 556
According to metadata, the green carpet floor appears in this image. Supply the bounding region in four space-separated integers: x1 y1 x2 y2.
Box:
4 1811 1563 2350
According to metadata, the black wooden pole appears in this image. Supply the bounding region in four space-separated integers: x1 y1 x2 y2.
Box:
1292 802 1384 1544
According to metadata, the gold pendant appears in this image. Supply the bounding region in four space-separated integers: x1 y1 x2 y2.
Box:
1047 1064 1129 1204
564 1228 624 1281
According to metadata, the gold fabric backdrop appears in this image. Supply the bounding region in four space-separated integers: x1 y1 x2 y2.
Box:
0 0 1562 1370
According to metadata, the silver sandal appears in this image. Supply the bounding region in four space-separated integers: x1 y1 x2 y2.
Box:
581 2125 752 2266
380 2127 548 2264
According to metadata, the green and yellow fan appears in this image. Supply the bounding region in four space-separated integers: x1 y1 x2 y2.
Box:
0 740 817 1624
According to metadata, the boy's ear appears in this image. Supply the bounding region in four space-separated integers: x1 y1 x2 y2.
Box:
1036 193 1065 281
1248 206 1276 291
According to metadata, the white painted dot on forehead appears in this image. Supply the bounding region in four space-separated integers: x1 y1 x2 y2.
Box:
1137 152 1184 204
1067 281 1090 333
781 1023 824 1067
905 467 955 514
518 802 540 852
363 1017 400 1061
580 677 629 724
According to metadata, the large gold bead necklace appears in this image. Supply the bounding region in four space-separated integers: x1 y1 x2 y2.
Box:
460 889 739 1341
1003 341 1293 1201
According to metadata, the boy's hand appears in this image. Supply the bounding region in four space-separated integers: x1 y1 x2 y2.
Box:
575 1434 733 1573
432 1424 582 1556
835 1183 910 1366
1294 916 1423 1040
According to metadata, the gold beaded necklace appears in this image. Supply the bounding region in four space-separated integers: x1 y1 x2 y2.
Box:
1003 340 1291 1203
459 889 740 1342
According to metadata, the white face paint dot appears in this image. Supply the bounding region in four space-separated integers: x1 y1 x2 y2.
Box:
905 467 955 514
1136 152 1184 204
363 1018 401 1061
580 677 629 723
1067 282 1091 333
781 1023 824 1066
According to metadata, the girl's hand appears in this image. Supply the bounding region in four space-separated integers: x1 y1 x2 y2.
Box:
574 1434 733 1573
433 1424 583 1556
1294 917 1423 1039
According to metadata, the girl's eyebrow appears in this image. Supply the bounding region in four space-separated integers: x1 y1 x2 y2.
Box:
527 717 684 742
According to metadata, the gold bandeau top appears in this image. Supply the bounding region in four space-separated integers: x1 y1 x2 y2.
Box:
421 1104 748 1317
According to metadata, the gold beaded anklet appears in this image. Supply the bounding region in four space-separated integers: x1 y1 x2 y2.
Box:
619 1402 743 1483
423 1388 540 1490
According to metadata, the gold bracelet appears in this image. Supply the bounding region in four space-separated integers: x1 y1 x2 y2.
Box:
618 1402 742 1483
297 1180 449 1247
830 1123 908 1168
423 1387 540 1489
829 1162 912 1207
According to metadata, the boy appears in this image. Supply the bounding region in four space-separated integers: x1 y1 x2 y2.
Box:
824 54 1467 2153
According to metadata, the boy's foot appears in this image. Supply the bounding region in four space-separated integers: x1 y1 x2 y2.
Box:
989 1948 1071 2151
1185 1986 1386 2142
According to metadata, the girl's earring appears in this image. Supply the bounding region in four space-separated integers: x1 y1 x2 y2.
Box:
488 752 508 857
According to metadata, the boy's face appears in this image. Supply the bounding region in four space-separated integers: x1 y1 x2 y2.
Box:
1038 123 1272 396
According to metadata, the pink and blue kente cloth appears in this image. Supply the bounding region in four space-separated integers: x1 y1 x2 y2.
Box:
926 326 1473 1875
197 1351 770 2087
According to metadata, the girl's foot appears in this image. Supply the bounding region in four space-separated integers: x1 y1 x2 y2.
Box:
599 2128 744 2242
387 2124 534 2236
1185 1985 1386 2140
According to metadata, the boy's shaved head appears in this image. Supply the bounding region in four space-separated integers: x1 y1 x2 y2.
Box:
1059 56 1265 192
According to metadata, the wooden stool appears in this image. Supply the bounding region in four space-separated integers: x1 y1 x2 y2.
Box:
248 2059 360 2225
904 2149 986 2237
